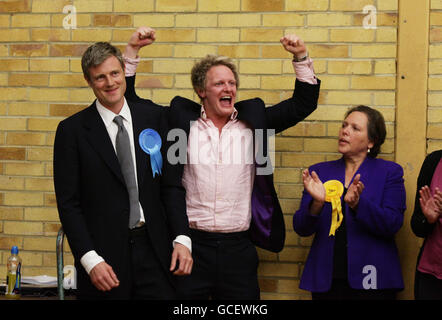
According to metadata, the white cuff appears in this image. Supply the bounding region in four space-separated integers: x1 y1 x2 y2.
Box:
80 250 105 275
123 55 140 77
173 235 192 253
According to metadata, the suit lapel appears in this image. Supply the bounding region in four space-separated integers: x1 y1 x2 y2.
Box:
129 103 149 187
82 103 125 185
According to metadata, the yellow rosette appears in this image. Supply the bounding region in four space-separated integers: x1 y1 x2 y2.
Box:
324 180 344 236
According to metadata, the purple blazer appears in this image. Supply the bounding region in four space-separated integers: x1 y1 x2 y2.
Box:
293 157 406 292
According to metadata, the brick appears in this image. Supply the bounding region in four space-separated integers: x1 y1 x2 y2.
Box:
19 252 43 266
318 75 351 90
330 29 375 42
8 102 47 116
30 59 69 72
219 14 261 27
353 13 398 27
9 73 49 87
114 0 154 12
6 132 47 146
175 14 217 27
173 45 217 58
429 77 442 90
4 162 45 176
240 60 281 74
428 124 442 138
283 122 327 137
0 118 26 131
275 137 303 152
219 45 260 58
198 0 240 12
28 147 53 161
430 60 442 74
0 74 6 86
237 90 281 104
263 13 304 27
23 237 55 251
429 93 442 107
11 14 50 27
377 29 397 42
153 60 194 74
0 44 8 56
373 92 396 106
31 29 70 42
133 14 174 28
0 236 23 250
29 88 69 102
287 0 328 11
0 0 30 12
238 75 260 89
44 193 57 207
156 0 197 12
261 76 296 90
31 0 70 13
49 104 87 117
325 91 372 105
278 279 305 295
304 138 337 152
430 28 442 42
0 88 28 101
50 44 89 57
258 262 298 278
309 45 349 58
279 247 310 262
155 29 196 43
72 29 112 42
44 222 61 236
328 60 372 75
138 45 173 58
0 15 9 27
68 89 96 102
28 118 62 131
281 153 326 167
308 13 352 26
378 0 398 10
330 0 375 11
49 74 86 88
0 207 23 220
3 222 43 235
0 28 29 42
274 168 301 183
242 0 284 11
374 60 396 74
24 207 59 221
351 76 396 90
431 12 442 26
241 28 284 42
51 13 91 28
430 44 442 58
3 192 43 206
174 75 192 89
0 58 28 71
352 45 396 58
0 176 24 190
197 29 239 42
152 89 195 105
74 0 113 12
0 147 25 160
134 75 173 89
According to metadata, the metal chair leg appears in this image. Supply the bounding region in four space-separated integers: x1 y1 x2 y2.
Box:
56 227 65 300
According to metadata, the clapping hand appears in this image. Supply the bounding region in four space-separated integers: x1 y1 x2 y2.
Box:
344 174 365 210
302 169 325 215
419 186 442 224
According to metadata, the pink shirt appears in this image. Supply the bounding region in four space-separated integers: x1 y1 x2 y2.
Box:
124 55 317 233
418 159 442 279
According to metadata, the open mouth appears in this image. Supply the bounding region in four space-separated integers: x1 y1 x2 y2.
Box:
220 96 232 107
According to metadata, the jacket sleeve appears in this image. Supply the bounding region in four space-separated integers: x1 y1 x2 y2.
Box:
352 163 406 238
265 78 321 134
411 152 440 238
158 107 190 239
53 120 95 261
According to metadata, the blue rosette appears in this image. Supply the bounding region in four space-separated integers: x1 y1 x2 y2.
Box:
139 129 163 177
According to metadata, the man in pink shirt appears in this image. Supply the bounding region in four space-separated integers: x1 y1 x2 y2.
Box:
124 27 321 299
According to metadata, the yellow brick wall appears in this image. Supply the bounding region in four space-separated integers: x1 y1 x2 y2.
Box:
0 0 424 300
429 0 442 152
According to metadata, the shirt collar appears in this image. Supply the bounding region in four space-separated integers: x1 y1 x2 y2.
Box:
95 98 132 127
200 105 238 121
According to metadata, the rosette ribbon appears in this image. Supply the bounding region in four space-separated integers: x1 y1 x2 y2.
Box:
324 180 344 236
139 129 163 177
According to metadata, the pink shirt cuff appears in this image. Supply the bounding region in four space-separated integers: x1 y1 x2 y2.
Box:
123 55 140 77
293 57 318 85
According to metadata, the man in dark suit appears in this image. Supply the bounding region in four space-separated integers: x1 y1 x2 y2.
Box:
124 28 321 299
53 40 192 299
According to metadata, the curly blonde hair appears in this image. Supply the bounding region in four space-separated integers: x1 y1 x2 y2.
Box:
191 55 239 99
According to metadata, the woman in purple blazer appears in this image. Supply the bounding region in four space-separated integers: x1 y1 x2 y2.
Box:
293 105 406 300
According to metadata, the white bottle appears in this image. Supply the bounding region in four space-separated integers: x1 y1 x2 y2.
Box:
5 246 22 299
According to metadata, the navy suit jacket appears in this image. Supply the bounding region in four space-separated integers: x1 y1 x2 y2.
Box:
126 75 321 252
293 157 406 292
53 98 188 298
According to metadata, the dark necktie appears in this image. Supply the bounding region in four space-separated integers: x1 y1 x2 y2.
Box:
113 115 141 229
